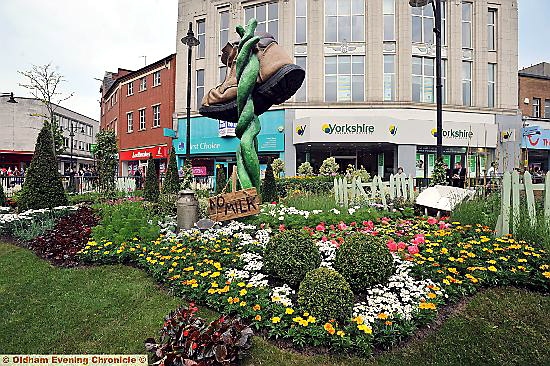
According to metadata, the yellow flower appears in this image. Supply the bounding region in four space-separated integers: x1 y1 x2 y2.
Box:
324 323 335 335
285 308 294 315
357 324 372 334
237 282 246 287
271 317 281 324
488 266 497 272
427 292 437 299
542 271 550 279
254 315 262 321
377 313 389 320
239 289 247 296
419 302 437 310
240 301 247 307
353 316 364 325
307 316 316 323
336 330 345 337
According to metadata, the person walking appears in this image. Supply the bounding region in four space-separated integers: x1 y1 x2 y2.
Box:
452 162 467 188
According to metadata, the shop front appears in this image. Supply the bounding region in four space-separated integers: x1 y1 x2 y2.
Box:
119 145 168 177
522 126 550 173
173 109 286 183
292 110 498 179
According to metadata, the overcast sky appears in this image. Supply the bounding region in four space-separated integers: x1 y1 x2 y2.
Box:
0 0 547 120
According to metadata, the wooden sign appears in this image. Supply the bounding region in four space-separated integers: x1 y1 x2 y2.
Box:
208 188 260 222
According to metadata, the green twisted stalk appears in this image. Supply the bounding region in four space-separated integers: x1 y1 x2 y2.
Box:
234 19 261 191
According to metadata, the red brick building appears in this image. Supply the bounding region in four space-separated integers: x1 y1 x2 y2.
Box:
100 54 176 176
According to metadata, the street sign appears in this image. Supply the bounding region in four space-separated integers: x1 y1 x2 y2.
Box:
208 188 260 222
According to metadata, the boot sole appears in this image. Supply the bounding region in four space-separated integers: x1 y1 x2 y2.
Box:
199 64 305 123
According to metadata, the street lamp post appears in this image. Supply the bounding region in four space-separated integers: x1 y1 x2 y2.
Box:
181 22 200 164
1 92 18 104
410 0 443 160
68 122 85 170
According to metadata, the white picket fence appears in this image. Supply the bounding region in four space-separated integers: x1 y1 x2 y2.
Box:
334 174 416 209
496 171 550 236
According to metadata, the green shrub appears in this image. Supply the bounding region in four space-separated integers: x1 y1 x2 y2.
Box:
271 158 284 178
18 123 68 211
144 157 159 203
263 229 321 287
275 176 334 197
451 194 500 228
334 233 395 292
319 157 339 176
297 162 313 176
0 182 5 206
162 146 180 195
215 166 227 195
297 267 354 322
261 162 277 203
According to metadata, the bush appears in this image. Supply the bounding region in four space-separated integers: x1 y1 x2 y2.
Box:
0 182 5 206
162 146 180 195
95 129 118 193
215 166 227 194
261 162 277 203
18 123 68 211
298 267 354 322
451 194 500 228
297 162 314 176
275 176 334 197
146 304 253 366
263 229 321 287
334 233 395 292
271 158 284 177
144 157 159 202
319 157 339 176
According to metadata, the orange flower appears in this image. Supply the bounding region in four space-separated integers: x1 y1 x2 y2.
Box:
253 304 261 311
377 313 389 320
254 315 262 321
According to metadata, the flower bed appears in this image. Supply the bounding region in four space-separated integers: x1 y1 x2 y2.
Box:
77 211 550 356
0 205 77 239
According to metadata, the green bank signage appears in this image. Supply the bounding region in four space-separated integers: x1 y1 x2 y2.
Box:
321 123 375 135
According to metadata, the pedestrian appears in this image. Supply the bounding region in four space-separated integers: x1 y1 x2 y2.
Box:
134 167 143 189
452 162 466 188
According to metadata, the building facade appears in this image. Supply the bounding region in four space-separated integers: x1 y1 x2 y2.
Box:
175 0 519 179
518 62 550 172
100 54 176 176
0 95 98 173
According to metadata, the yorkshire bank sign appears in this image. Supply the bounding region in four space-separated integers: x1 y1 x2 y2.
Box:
294 116 497 148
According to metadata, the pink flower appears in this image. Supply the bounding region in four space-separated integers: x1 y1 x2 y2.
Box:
439 222 450 230
321 236 328 242
408 245 420 255
279 224 285 231
380 217 390 225
427 217 438 225
316 223 325 232
337 222 348 230
387 240 398 252
397 241 407 250
412 234 425 245
331 239 338 246
260 223 266 229
362 220 374 231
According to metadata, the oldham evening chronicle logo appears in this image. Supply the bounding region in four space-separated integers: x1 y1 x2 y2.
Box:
389 124 398 136
321 123 375 135
296 125 306 136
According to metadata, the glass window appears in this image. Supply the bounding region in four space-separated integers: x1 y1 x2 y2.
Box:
153 105 160 127
139 109 146 130
197 20 206 58
462 2 472 49
383 54 395 101
127 112 133 133
545 100 550 119
153 71 161 86
245 2 279 40
411 57 447 104
127 82 133 96
196 69 205 110
383 0 395 41
295 56 307 102
324 55 364 102
139 77 146 91
488 9 496 51
412 1 440 45
488 63 496 108
220 11 229 51
219 66 227 84
462 61 472 106
533 98 540 118
325 0 364 43
296 0 307 44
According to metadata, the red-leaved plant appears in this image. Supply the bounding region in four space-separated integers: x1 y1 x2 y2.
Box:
145 303 253 366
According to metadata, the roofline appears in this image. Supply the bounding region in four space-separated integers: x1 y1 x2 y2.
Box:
0 95 99 122
518 72 550 81
103 53 176 98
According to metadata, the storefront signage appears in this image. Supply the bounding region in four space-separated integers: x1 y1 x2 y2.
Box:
192 166 207 176
208 188 260 221
119 146 167 161
521 127 550 150
294 116 497 148
218 120 237 137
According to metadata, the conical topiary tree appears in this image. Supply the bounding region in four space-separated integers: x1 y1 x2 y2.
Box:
215 166 227 195
0 181 5 206
431 157 448 186
261 161 277 203
144 156 159 202
18 122 68 211
162 146 180 195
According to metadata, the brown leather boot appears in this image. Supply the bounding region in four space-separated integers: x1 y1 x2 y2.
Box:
199 33 305 122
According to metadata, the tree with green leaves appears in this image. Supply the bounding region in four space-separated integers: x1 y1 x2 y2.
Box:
162 146 180 195
19 63 73 157
95 130 118 193
18 123 68 211
144 157 159 202
215 166 227 195
261 161 277 203
181 161 193 190
430 157 448 186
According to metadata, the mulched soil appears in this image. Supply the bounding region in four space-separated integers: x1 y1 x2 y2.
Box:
25 206 99 267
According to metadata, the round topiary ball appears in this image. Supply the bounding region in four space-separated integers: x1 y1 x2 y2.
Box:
297 267 354 322
263 229 321 287
334 233 395 292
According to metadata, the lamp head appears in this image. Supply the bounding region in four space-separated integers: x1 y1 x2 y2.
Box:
6 92 17 103
181 21 200 47
409 0 431 7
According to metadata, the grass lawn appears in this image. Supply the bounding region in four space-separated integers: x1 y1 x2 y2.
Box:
1 242 549 365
